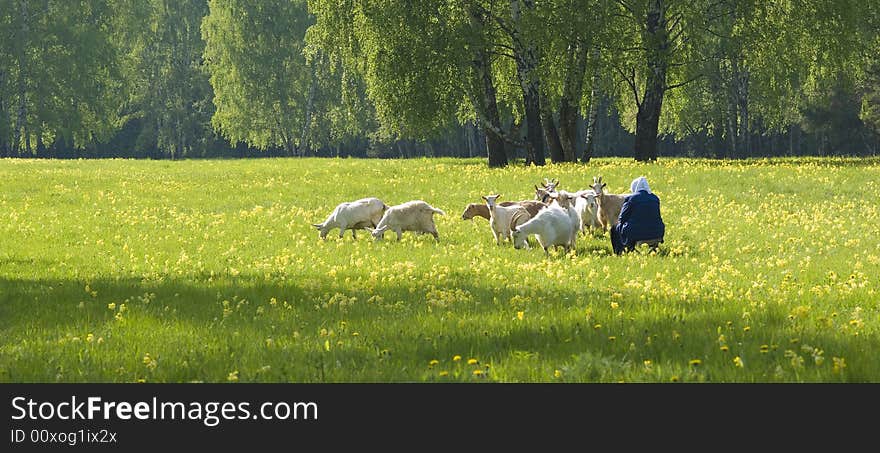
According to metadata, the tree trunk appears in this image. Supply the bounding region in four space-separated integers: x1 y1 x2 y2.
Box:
174 117 183 160
737 66 750 156
559 44 588 163
468 6 507 168
726 103 737 157
581 47 600 163
540 92 565 163
14 0 30 156
635 88 663 162
511 0 544 166
633 0 667 162
475 50 508 168
466 121 477 158
299 59 318 156
0 67 7 156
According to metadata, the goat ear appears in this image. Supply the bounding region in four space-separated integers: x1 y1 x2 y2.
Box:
481 195 488 201
602 183 607 188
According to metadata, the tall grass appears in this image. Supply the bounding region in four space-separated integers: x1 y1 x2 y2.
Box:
1 156 878 382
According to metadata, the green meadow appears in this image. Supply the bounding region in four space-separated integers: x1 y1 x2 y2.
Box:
1 157 878 382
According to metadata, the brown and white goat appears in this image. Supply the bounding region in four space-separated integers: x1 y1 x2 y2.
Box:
589 176 628 232
461 200 546 221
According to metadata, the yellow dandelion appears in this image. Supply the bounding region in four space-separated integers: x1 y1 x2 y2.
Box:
733 356 744 368
593 323 602 329
643 360 652 368
227 370 239 382
760 344 769 353
832 357 846 373
439 371 449 377
472 369 484 376
670 375 680 382
453 355 461 362
517 311 524 321
86 333 94 343
554 369 562 378
610 302 619 310
743 326 751 332
467 358 478 365
107 302 116 310
429 359 439 367
689 359 702 367
720 345 729 352
608 336 616 342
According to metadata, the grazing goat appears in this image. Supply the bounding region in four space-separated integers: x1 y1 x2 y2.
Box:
370 200 445 241
511 204 576 256
461 200 546 221
313 197 388 239
482 194 529 245
589 176 628 232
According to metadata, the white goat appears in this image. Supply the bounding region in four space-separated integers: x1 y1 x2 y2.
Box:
572 189 601 234
546 191 581 248
589 176 628 232
370 200 446 241
482 194 527 245
511 204 576 256
313 197 388 239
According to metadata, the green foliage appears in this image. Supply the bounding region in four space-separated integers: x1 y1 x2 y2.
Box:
113 0 217 159
0 0 124 154
1 0 879 158
2 157 880 382
202 0 315 154
308 0 469 139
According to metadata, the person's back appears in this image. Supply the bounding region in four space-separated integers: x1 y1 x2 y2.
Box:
610 176 665 254
619 191 664 246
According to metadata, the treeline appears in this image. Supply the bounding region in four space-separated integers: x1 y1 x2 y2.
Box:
0 0 878 165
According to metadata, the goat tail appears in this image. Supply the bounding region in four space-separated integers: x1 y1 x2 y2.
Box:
430 207 446 216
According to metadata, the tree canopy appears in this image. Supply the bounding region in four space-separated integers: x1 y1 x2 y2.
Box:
0 0 877 163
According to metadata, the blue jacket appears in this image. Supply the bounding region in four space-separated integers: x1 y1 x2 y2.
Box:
618 190 665 246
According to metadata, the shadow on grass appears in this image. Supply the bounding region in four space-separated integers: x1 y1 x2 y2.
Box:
1 272 876 382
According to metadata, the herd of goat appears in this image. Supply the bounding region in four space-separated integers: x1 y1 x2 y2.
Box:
312 177 629 255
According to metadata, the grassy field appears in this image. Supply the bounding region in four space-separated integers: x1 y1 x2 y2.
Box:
1 156 878 383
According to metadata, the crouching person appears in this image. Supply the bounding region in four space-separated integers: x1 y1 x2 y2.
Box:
610 176 665 255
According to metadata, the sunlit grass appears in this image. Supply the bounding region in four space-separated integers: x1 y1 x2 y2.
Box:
1 156 878 382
